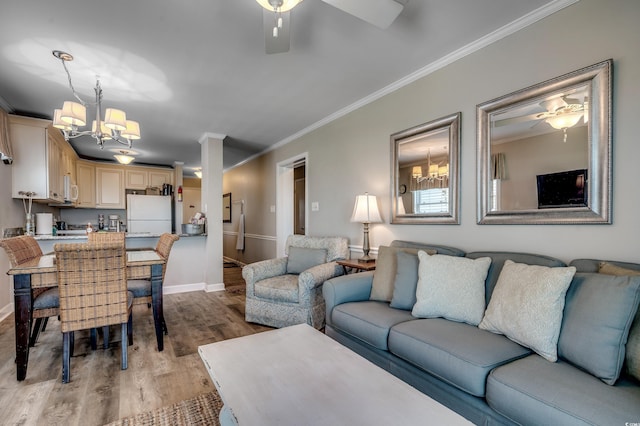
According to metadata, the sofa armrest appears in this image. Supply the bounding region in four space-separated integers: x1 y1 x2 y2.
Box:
242 257 288 296
322 271 374 326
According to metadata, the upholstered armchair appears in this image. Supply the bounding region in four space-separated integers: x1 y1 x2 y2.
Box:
243 235 349 329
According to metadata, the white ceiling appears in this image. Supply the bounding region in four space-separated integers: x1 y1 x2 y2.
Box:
0 0 562 177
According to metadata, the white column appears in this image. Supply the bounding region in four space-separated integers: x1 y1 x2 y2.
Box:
199 133 225 291
173 161 184 231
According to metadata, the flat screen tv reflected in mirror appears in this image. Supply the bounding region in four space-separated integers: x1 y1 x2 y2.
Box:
536 169 588 209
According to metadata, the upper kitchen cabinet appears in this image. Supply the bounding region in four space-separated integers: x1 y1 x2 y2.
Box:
96 165 125 209
9 115 73 203
125 167 174 190
76 161 96 208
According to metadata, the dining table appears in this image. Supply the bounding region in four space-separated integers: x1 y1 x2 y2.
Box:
6 248 166 381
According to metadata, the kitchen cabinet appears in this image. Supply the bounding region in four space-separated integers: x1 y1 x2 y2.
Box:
9 115 69 203
76 161 96 208
96 166 125 208
125 167 174 190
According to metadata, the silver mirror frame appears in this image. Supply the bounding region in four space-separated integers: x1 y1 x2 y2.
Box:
477 59 612 224
391 112 461 224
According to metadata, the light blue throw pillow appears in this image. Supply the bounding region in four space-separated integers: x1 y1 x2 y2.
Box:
558 272 640 385
286 246 327 274
389 250 420 310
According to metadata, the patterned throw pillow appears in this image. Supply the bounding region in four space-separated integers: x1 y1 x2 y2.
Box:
411 253 491 325
479 260 576 362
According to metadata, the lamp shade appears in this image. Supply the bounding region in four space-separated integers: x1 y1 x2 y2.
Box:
60 101 86 126
52 109 72 130
351 193 382 223
412 166 422 178
104 108 127 131
121 120 141 140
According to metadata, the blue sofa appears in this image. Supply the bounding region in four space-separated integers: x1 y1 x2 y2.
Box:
323 240 640 425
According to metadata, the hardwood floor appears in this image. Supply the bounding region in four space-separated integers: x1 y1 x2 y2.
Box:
0 267 270 426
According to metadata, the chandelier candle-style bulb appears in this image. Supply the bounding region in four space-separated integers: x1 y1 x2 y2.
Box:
61 101 86 126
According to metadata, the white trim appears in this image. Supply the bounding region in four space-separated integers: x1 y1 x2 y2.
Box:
205 283 226 292
0 302 14 323
223 231 276 241
276 153 308 256
198 132 227 144
163 282 226 294
224 0 579 173
349 245 379 257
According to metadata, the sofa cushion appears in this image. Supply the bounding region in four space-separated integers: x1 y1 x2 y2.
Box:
487 355 640 425
412 253 491 325
388 319 531 397
479 260 576 362
371 246 434 302
254 274 299 303
286 246 327 274
331 301 414 351
389 251 421 310
596 262 640 383
558 272 640 385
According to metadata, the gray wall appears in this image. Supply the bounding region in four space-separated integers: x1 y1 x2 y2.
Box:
222 0 640 265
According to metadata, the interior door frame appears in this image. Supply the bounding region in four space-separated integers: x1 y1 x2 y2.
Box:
276 153 308 256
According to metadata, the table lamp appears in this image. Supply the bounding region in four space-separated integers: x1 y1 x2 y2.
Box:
351 192 382 262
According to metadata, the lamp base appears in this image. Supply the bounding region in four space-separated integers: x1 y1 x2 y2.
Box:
358 254 376 263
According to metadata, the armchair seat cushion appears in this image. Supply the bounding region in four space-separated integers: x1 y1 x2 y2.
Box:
255 274 300 303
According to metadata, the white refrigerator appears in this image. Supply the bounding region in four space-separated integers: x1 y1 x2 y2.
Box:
126 194 172 233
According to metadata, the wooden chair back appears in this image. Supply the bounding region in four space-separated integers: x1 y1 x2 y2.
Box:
55 242 129 333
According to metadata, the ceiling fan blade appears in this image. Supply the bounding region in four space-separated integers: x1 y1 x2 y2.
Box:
321 0 404 29
493 113 542 128
263 9 291 54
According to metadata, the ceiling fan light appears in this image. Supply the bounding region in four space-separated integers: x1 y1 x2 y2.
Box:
114 153 135 165
121 120 141 140
92 120 113 139
256 0 302 12
545 112 583 130
53 109 72 130
60 101 86 126
104 108 127 131
194 170 202 179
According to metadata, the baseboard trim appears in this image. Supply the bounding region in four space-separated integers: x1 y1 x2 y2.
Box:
205 283 225 292
0 302 14 323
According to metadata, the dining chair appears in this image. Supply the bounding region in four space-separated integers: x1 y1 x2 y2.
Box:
0 235 59 346
127 233 179 334
55 242 133 383
87 231 126 246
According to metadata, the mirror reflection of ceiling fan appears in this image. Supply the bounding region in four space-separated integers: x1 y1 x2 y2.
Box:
256 0 404 54
493 94 589 142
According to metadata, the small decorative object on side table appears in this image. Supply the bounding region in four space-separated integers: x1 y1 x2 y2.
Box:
337 259 376 275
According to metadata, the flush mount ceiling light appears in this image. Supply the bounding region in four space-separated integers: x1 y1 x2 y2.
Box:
113 149 136 165
193 167 203 179
51 50 141 149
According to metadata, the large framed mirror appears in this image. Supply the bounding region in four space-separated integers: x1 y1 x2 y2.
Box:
391 112 460 224
477 59 612 224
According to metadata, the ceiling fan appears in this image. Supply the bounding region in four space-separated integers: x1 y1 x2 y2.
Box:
256 0 404 54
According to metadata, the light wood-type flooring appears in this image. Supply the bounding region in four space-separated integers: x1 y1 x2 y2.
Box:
0 266 270 426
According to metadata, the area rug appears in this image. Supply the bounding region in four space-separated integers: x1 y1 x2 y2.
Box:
104 391 223 426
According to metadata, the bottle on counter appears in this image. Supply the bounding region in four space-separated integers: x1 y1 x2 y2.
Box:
86 222 93 234
98 214 105 230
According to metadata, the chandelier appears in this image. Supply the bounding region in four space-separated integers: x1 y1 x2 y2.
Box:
51 50 141 149
413 150 448 184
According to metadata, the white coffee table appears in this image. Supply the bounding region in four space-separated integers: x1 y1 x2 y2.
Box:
198 324 471 425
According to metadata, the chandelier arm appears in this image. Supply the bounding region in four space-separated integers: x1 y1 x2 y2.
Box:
59 58 95 107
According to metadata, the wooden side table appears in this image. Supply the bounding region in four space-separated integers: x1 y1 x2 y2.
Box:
337 259 376 274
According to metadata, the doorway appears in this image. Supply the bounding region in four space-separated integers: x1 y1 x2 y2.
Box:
276 153 308 256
